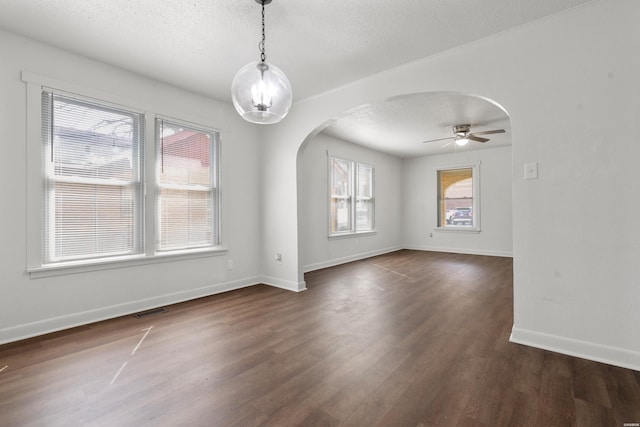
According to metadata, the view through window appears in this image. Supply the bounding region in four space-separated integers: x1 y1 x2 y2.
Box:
438 168 474 228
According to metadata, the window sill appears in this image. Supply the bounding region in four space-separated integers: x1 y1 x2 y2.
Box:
434 227 481 234
328 230 377 240
27 247 228 279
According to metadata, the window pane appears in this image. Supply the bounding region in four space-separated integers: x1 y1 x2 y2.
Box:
159 123 213 187
156 120 219 251
158 188 213 250
331 197 352 233
330 157 352 233
329 158 375 234
50 182 136 259
49 99 138 181
43 92 143 263
356 199 373 230
356 163 374 231
438 168 473 228
357 163 372 198
331 158 351 197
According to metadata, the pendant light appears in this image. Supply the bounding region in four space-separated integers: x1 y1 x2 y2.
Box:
231 0 292 124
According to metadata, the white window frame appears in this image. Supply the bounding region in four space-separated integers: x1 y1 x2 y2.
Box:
155 117 221 253
40 90 146 264
435 161 481 233
328 155 375 237
23 72 226 278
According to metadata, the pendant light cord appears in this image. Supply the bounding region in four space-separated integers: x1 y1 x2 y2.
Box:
259 0 266 62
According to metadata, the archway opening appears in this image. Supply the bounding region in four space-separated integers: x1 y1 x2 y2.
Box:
296 91 512 280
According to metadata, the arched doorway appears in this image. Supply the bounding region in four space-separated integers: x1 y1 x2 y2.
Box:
296 91 512 276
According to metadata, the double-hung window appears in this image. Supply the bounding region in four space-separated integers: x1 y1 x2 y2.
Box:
437 164 480 230
329 156 375 235
26 73 222 276
156 119 219 252
42 91 144 263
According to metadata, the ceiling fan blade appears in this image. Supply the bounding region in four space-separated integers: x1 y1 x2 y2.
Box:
441 140 455 148
471 129 505 136
468 135 489 143
422 136 455 144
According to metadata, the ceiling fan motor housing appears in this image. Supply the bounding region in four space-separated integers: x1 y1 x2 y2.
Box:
453 124 471 136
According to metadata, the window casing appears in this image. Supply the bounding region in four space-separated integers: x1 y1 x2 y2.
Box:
437 164 480 231
330 156 375 235
25 73 224 276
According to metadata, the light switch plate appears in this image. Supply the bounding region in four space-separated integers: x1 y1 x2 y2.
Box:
524 162 538 180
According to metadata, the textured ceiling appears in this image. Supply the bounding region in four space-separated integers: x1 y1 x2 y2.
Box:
0 0 592 102
0 0 593 156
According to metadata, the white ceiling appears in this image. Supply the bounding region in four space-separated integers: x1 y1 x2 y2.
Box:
0 0 592 156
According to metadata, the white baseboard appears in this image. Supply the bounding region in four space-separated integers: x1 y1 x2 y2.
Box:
303 246 403 273
403 244 513 258
510 326 640 372
0 276 262 345
261 276 307 292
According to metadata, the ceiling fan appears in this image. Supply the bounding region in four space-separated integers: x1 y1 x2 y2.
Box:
422 124 505 147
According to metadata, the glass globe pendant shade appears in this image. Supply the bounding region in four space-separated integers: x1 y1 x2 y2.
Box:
231 60 292 124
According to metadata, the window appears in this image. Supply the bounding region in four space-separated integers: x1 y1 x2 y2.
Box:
42 91 144 263
156 119 219 251
330 156 374 235
25 74 223 275
356 163 374 231
437 165 480 230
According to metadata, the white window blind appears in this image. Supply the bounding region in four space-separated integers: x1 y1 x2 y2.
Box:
156 119 219 252
42 91 144 263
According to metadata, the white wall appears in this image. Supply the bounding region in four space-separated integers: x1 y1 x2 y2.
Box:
0 30 262 343
300 133 403 272
262 0 640 370
403 146 512 257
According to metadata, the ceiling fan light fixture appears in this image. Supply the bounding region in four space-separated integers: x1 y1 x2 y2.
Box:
421 124 505 147
231 0 292 125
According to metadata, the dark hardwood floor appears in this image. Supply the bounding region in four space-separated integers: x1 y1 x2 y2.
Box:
1 250 639 426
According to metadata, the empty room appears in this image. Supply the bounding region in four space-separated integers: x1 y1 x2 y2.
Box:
1 0 639 425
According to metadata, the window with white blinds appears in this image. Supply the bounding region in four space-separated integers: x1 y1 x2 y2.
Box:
35 85 223 272
41 91 144 263
156 119 219 252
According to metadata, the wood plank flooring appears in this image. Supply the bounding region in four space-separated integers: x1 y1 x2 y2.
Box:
1 250 639 426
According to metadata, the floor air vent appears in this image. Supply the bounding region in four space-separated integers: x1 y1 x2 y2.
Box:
133 307 167 319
